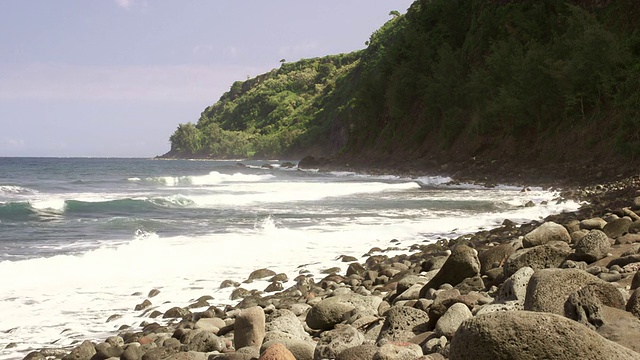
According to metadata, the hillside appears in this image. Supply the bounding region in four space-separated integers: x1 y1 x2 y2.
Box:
164 0 640 181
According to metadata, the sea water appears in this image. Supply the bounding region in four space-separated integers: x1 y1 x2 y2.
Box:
0 157 580 359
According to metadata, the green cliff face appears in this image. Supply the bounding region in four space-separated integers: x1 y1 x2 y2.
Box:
167 0 640 164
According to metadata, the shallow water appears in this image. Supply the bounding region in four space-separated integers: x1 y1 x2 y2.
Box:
0 157 580 359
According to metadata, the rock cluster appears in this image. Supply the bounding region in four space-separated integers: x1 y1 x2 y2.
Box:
22 180 640 359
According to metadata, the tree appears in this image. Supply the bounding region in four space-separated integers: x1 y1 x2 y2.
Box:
389 10 401 18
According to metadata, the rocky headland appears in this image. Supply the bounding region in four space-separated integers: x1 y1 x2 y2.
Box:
20 170 640 360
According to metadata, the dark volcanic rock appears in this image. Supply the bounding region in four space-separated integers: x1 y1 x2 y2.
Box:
419 245 480 297
574 230 611 262
503 241 571 277
376 305 430 343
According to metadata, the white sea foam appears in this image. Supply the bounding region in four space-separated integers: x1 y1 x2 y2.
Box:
0 185 37 195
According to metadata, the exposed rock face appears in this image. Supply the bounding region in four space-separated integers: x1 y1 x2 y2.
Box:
574 230 611 262
449 311 640 359
234 306 266 349
419 245 480 296
522 221 571 248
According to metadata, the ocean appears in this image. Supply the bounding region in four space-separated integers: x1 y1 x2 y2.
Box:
0 157 580 359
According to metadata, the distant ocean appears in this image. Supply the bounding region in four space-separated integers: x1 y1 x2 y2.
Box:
0 157 580 359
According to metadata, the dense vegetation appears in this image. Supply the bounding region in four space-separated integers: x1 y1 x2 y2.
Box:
167 53 361 159
166 0 640 163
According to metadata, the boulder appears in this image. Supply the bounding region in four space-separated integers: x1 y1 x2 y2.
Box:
163 307 191 319
93 342 124 360
164 352 207 360
135 299 152 311
373 342 423 360
314 324 365 360
61 340 96 360
259 343 296 360
603 218 633 239
580 218 608 230
524 268 610 315
564 282 626 328
522 222 570 248
627 288 640 319
261 339 314 360
265 309 310 340
419 245 480 297
336 344 379 360
478 243 515 274
495 267 534 303
187 331 225 352
377 305 430 343
503 241 571 277
597 306 640 353
449 311 640 359
434 303 472 338
194 317 225 332
306 294 382 331
248 268 277 281
574 230 611 262
633 271 640 290
234 306 266 349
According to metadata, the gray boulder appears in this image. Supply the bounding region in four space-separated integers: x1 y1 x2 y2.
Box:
419 245 480 297
377 305 430 343
61 340 95 360
336 344 379 360
574 230 611 262
522 221 570 248
373 342 423 360
186 331 225 352
580 218 607 230
603 218 633 239
233 306 265 349
449 311 640 359
478 243 515 274
434 302 472 338
524 268 610 315
266 308 310 340
503 241 571 277
306 294 382 331
314 324 365 360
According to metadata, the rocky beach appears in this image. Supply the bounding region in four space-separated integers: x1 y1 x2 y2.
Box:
15 167 640 360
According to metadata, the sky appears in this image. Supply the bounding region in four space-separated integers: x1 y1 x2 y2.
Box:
0 1 415 157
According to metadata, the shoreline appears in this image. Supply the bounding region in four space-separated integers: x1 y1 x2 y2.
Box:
14 165 640 360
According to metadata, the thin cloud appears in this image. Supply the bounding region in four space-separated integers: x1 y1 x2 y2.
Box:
115 0 132 9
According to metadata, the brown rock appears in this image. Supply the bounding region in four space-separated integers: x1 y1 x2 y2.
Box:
522 222 570 248
259 343 295 360
234 306 266 349
419 245 480 297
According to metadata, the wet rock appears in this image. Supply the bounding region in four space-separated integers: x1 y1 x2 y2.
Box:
264 281 283 293
141 346 179 360
220 280 240 289
163 307 191 319
574 230 611 262
522 221 570 248
135 300 152 311
61 340 95 360
269 273 288 282
449 311 640 359
148 289 161 298
234 306 265 349
93 342 124 359
248 268 277 281
230 288 252 300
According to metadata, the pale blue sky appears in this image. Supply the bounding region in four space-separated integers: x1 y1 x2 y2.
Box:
0 1 414 157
